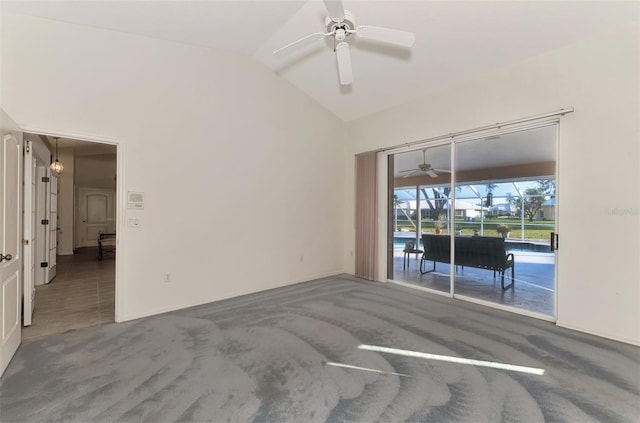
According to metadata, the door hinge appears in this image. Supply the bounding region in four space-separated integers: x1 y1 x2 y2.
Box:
23 239 29 246
25 141 31 153
40 262 48 268
42 176 50 183
41 219 49 225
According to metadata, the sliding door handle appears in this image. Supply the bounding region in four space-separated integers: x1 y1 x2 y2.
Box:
550 232 559 251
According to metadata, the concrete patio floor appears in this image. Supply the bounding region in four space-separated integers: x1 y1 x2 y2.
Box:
391 246 555 317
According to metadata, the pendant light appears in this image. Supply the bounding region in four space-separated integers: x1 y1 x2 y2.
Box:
50 137 64 174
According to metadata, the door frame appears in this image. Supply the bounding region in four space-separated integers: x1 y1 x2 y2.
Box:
378 114 566 323
20 126 124 323
31 137 53 288
22 136 54 327
22 141 36 325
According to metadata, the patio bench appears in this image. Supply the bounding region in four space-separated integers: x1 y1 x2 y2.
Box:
420 234 515 289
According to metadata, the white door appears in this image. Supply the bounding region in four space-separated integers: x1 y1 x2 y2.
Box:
76 188 114 248
46 173 58 282
22 141 36 326
1 113 23 376
35 167 48 286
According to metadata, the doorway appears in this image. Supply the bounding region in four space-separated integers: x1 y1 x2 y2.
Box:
388 124 558 319
22 133 118 339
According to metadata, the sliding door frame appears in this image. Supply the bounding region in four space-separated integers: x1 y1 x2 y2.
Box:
378 112 568 322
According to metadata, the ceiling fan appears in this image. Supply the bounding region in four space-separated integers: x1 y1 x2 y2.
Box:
273 0 415 86
399 150 451 178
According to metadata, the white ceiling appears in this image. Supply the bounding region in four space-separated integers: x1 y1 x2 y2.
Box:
3 1 638 121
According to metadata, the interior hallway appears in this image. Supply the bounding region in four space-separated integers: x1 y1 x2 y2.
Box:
22 247 115 340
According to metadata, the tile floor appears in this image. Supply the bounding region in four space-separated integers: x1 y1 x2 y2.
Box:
22 248 115 340
392 248 555 316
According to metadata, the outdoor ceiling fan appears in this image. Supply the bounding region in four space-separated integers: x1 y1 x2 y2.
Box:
399 149 451 178
273 0 415 85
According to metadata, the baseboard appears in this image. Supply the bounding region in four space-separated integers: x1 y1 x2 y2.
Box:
556 321 640 347
118 269 346 323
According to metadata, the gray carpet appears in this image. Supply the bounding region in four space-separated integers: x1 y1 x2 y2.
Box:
1 275 639 422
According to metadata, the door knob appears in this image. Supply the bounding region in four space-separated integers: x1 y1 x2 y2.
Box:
0 253 12 262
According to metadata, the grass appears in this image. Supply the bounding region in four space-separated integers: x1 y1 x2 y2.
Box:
396 218 555 242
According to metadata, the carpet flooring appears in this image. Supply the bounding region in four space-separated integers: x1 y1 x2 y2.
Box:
1 275 638 422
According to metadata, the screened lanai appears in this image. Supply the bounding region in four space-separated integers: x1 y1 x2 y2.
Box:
394 181 555 241
388 125 557 318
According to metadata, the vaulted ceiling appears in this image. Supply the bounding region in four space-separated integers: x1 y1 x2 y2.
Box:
3 1 637 121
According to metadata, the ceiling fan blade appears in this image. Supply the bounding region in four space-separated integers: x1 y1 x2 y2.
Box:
402 170 420 178
356 25 416 47
323 0 345 21
273 32 328 58
433 169 451 173
399 169 418 173
335 42 353 85
426 170 439 178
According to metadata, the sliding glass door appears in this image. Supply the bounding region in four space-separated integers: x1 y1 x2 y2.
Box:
389 143 452 295
453 126 557 317
388 124 558 318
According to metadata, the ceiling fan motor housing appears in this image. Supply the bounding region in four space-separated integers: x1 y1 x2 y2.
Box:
325 10 356 34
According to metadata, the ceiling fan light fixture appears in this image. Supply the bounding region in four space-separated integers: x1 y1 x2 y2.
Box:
274 0 414 87
50 137 64 174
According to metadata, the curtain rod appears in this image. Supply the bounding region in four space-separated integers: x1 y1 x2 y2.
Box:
369 108 574 154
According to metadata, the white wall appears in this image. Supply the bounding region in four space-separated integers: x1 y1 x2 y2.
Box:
3 12 637 346
75 154 116 190
1 13 345 320
344 26 639 345
56 148 74 255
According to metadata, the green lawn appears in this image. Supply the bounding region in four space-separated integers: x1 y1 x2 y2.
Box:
396 219 555 242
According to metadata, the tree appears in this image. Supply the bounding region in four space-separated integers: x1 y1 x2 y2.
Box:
522 187 546 222
509 180 555 222
421 187 451 221
537 179 556 197
485 183 498 193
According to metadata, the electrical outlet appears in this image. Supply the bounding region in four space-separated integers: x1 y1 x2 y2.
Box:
164 273 171 283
